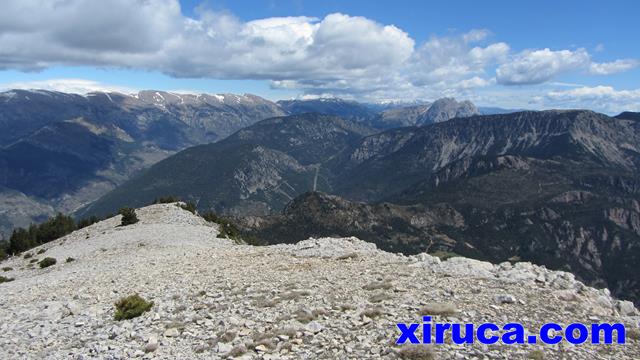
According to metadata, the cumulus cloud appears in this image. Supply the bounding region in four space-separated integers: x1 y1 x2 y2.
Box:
496 48 591 85
589 59 640 75
0 0 638 103
546 85 640 113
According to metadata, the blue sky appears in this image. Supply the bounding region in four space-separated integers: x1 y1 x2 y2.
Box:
0 0 639 113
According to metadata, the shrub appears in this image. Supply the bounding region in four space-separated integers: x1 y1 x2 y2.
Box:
119 208 139 226
2 267 13 272
154 196 179 204
66 257 75 263
178 202 197 214
39 257 57 268
23 252 32 259
114 294 154 320
77 216 101 229
8 213 76 255
37 248 46 254
201 211 242 240
0 247 6 261
0 276 15 284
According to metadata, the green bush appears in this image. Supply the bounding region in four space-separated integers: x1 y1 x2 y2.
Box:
2 267 13 272
23 252 32 259
119 208 139 226
66 257 75 263
0 276 15 284
37 248 46 254
77 216 101 229
201 211 240 239
114 294 154 320
39 257 57 268
8 213 76 255
178 202 197 214
154 196 179 204
0 247 6 261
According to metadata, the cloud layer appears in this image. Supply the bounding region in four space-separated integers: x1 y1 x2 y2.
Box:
0 0 638 111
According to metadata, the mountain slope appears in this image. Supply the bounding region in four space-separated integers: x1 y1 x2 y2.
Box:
0 203 637 359
0 89 285 236
80 114 374 217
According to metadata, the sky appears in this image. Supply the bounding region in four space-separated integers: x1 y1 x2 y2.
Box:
0 0 639 114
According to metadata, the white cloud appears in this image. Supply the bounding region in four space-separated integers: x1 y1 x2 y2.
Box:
589 59 640 75
0 0 638 105
546 85 640 113
496 48 591 85
0 79 136 94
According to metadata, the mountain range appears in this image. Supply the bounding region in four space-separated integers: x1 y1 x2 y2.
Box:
0 91 482 237
81 109 640 305
0 89 285 237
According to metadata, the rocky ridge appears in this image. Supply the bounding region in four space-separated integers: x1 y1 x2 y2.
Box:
0 204 638 359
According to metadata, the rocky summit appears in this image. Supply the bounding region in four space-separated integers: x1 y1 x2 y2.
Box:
0 204 638 359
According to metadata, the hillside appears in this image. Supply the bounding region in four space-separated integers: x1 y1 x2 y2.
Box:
0 203 637 359
79 114 374 217
0 89 285 236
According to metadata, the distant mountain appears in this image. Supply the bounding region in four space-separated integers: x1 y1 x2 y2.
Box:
370 104 431 129
416 98 479 125
277 98 376 122
79 114 374 217
478 106 525 115
0 89 285 236
280 97 481 129
615 111 640 121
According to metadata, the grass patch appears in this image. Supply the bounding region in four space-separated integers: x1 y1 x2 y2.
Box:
114 294 154 320
0 276 15 284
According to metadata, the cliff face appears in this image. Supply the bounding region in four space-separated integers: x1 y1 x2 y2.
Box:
0 204 637 359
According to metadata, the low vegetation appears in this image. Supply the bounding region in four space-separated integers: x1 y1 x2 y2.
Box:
0 275 15 284
114 294 154 320
66 257 75 263
153 196 180 204
3 212 108 257
177 202 197 214
39 257 57 268
119 208 139 226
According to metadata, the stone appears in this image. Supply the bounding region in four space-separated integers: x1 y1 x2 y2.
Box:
494 294 517 304
617 301 637 316
163 328 179 337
